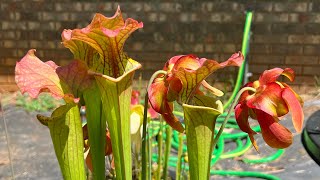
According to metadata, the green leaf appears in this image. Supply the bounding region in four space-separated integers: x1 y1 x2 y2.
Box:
183 102 222 180
38 102 85 180
15 51 95 179
61 8 143 179
83 82 106 179
94 69 137 180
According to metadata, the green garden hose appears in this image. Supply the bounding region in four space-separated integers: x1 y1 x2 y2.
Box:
149 108 284 180
210 171 280 180
147 10 284 180
223 11 253 110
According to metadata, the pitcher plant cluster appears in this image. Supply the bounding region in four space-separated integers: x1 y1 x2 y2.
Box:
14 7 304 180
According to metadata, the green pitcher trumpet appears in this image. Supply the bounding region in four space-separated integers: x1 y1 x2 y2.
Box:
62 7 143 179
183 101 223 180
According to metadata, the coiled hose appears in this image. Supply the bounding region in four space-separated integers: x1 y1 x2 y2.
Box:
149 111 284 180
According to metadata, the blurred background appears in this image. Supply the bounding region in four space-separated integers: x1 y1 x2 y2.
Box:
1 0 320 94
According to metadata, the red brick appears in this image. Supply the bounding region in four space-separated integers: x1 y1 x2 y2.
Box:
55 2 82 12
130 52 161 61
0 49 15 58
273 2 308 12
250 44 272 54
251 24 272 34
308 14 320 23
2 40 16 48
0 75 8 83
312 2 320 12
0 66 14 75
272 24 305 34
253 35 288 44
0 84 18 92
221 44 236 53
252 2 273 12
249 64 269 74
254 13 288 23
272 45 303 55
83 3 97 11
294 75 316 85
306 24 320 35
97 3 113 12
303 45 320 55
142 61 167 71
285 56 318 65
204 44 220 53
20 12 41 21
1 58 19 66
288 35 320 44
7 75 15 83
0 31 17 40
2 21 27 30
159 3 180 13
303 66 320 75
0 1 319 90
288 13 300 23
251 55 284 65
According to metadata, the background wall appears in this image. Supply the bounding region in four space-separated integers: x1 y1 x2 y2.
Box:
1 0 320 93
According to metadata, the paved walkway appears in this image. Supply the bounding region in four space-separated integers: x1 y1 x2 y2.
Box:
1 99 320 179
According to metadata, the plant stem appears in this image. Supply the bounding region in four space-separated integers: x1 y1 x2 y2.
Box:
142 93 149 180
156 117 163 180
212 87 256 149
176 133 183 180
83 86 106 180
163 125 172 179
148 126 152 180
141 70 167 180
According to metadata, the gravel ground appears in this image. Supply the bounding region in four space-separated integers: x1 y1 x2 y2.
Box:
0 98 320 180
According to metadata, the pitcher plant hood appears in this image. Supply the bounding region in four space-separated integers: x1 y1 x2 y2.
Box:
235 68 304 150
62 6 143 79
148 52 244 132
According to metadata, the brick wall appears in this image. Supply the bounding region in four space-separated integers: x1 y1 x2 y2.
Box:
1 0 320 93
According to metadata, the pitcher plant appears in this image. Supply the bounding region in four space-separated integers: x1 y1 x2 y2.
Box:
14 6 304 180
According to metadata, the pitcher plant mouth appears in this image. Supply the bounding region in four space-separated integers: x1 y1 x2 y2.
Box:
88 63 142 83
182 101 224 115
182 100 223 180
62 6 143 79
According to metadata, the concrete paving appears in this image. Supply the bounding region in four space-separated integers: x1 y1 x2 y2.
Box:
0 99 320 179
